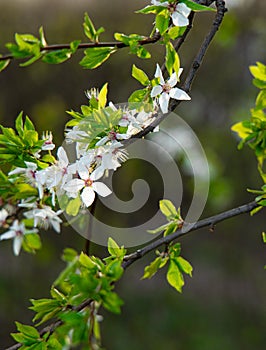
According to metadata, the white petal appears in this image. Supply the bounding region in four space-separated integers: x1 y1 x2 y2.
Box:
168 73 178 88
13 236 23 256
90 167 104 181
96 136 108 146
57 147 69 167
64 178 84 192
159 92 170 114
116 133 130 140
81 187 95 207
169 88 191 101
151 85 163 97
0 230 15 240
92 182 112 197
154 64 165 85
177 3 191 17
171 12 189 27
178 67 183 80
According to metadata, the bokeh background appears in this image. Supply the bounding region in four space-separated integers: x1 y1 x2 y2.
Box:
0 0 265 348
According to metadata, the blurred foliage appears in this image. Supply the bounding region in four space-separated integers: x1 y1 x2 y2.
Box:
0 0 265 348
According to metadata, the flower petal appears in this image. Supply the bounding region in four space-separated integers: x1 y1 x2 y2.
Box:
159 92 170 114
92 182 112 197
168 72 178 88
13 236 23 256
0 230 15 240
177 3 191 17
64 179 84 192
169 88 191 101
90 167 105 181
151 85 163 97
171 12 189 27
57 147 69 167
154 64 165 85
81 187 95 207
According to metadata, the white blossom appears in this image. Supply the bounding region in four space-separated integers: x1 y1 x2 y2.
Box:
24 206 63 233
0 220 38 256
150 64 191 113
41 131 55 151
151 1 191 27
0 208 8 227
64 166 112 207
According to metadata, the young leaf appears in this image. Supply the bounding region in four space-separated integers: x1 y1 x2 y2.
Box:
175 256 193 277
142 256 168 279
83 12 97 41
98 82 108 108
159 199 178 219
182 0 216 12
132 64 150 86
80 47 116 69
155 9 170 35
42 49 72 64
166 259 184 293
0 58 10 72
165 41 180 76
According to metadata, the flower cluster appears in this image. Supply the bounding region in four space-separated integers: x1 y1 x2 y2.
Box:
0 56 191 255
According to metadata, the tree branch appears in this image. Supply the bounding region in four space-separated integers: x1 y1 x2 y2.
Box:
125 0 227 142
4 199 260 350
0 33 161 62
122 200 258 268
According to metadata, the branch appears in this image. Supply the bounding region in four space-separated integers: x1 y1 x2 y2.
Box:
0 33 161 62
125 0 227 142
122 200 259 269
4 200 259 350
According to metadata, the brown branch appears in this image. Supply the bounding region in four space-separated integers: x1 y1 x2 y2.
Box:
0 33 161 62
4 200 259 350
125 0 227 142
122 200 258 269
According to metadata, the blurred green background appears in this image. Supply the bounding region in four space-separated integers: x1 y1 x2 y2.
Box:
0 0 265 348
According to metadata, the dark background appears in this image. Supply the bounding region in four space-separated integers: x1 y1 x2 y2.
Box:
0 0 265 348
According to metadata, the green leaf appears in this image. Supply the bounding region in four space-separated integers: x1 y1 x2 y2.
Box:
128 88 149 103
101 291 123 314
155 9 170 35
70 40 81 53
39 26 47 47
15 322 40 339
165 41 180 76
15 111 24 137
147 222 172 234
159 199 178 219
83 12 105 42
250 62 266 82
163 222 178 237
0 58 10 72
132 64 150 86
166 259 184 293
175 256 193 277
98 82 108 108
42 49 72 64
142 256 168 279
79 252 96 269
83 12 96 41
108 237 120 256
255 90 266 110
136 5 166 15
168 26 186 40
80 47 116 69
262 232 266 243
66 196 81 216
62 248 78 262
23 233 42 251
181 0 216 12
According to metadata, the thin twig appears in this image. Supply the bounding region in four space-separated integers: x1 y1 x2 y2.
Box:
0 33 161 62
124 0 227 142
122 200 258 268
4 200 259 350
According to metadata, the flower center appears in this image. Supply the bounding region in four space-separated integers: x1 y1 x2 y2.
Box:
108 130 117 140
84 178 93 187
162 83 172 93
167 3 177 13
